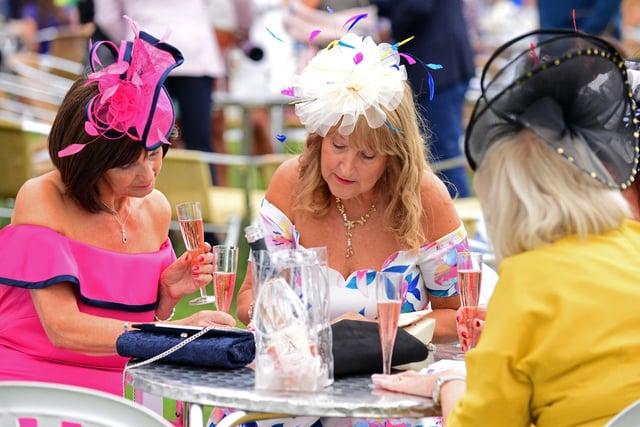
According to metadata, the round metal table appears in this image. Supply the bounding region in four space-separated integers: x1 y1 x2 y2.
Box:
125 363 438 427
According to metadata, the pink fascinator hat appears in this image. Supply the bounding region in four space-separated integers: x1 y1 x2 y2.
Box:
58 17 184 157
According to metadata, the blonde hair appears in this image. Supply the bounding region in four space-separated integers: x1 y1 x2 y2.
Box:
475 131 631 263
293 82 431 251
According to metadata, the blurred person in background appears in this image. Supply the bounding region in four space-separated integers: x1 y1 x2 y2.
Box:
538 0 624 40
283 0 378 68
19 0 77 53
93 0 226 184
373 0 476 198
210 0 275 186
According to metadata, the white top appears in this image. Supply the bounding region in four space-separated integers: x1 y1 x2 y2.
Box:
93 0 225 78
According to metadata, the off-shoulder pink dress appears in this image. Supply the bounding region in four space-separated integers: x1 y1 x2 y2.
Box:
0 224 176 395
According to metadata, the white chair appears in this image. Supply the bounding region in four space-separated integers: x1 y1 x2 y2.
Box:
605 400 640 427
0 381 174 427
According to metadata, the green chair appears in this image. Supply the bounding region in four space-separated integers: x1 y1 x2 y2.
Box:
0 119 52 220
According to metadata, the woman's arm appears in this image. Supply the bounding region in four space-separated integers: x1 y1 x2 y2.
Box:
236 262 254 326
420 171 464 342
30 283 132 355
31 280 235 356
236 158 300 327
428 295 462 343
371 368 466 422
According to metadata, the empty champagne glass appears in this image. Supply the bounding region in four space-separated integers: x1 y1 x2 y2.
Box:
376 271 405 375
456 251 483 350
176 201 215 305
212 245 239 313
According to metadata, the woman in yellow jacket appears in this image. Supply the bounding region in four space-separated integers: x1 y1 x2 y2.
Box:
373 29 640 427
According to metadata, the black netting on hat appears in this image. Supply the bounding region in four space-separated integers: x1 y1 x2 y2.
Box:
465 29 640 190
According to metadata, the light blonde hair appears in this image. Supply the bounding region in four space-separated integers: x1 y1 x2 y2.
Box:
474 130 631 263
293 82 431 251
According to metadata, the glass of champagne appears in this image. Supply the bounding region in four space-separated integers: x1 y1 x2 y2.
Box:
456 251 483 351
212 245 239 313
176 201 215 305
376 271 405 375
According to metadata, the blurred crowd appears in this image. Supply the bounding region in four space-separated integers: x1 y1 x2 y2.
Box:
3 0 640 95
1 0 640 192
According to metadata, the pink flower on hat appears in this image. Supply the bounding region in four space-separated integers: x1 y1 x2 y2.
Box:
58 16 183 158
92 76 145 137
84 59 147 140
103 80 144 133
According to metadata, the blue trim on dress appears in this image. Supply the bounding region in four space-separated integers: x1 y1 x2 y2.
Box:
0 275 158 312
137 30 185 150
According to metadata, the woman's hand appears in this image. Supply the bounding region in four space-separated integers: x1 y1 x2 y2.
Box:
372 369 466 421
456 306 486 351
330 312 371 324
159 242 214 304
171 310 237 328
371 369 434 397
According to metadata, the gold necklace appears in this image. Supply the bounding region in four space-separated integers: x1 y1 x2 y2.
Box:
335 197 376 258
101 201 131 244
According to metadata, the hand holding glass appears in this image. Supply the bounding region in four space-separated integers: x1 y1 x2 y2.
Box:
212 245 239 313
376 272 404 375
456 251 483 351
176 201 215 305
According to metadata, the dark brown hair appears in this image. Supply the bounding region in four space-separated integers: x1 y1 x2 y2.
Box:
48 78 172 213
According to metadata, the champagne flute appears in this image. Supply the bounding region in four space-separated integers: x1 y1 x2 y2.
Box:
176 201 216 305
456 251 483 350
376 271 405 375
212 245 239 313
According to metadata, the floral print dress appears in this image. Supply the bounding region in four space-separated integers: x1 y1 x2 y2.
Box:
207 199 470 427
259 198 467 319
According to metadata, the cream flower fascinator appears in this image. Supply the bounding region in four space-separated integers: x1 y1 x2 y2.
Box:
291 33 408 137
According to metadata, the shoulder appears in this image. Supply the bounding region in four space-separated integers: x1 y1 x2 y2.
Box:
419 170 462 240
144 189 172 220
12 171 66 228
135 189 172 240
264 156 300 215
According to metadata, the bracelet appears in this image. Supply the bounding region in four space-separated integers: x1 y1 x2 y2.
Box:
248 303 255 320
432 374 466 407
154 307 176 322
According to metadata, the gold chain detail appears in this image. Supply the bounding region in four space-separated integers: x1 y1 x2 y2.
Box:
335 197 376 258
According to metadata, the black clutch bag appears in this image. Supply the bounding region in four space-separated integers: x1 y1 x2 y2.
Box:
116 324 255 369
331 319 429 376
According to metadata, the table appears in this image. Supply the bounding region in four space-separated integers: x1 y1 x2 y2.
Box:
213 92 293 156
212 92 297 222
125 363 439 427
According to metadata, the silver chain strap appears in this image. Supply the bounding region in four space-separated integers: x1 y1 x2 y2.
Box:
121 325 219 399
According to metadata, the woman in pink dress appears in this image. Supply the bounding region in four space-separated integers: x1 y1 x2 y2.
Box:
0 20 235 395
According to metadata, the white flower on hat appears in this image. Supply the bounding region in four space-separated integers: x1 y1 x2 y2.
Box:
292 33 407 137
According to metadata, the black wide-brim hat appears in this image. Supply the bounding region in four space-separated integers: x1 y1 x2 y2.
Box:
465 29 640 190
